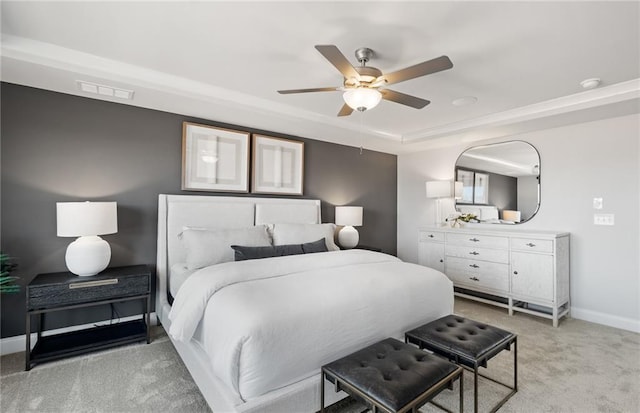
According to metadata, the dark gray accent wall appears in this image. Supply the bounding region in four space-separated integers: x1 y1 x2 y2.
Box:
487 172 517 212
1 83 397 338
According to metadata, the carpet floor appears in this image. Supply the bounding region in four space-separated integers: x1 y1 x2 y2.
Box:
1 298 639 412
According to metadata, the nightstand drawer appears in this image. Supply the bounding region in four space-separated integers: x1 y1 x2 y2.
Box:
27 269 150 310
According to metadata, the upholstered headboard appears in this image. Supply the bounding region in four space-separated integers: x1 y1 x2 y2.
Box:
156 194 321 322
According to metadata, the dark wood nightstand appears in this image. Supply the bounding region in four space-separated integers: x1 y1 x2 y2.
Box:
25 265 151 370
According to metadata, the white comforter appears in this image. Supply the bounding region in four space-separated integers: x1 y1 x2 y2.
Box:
168 250 453 401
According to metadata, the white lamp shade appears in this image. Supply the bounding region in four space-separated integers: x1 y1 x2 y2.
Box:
335 206 363 227
425 181 453 199
343 88 382 111
57 202 118 237
454 181 463 200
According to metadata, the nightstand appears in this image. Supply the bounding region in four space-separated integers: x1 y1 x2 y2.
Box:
25 264 151 370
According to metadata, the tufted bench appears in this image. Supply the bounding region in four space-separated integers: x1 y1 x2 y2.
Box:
320 337 463 413
405 315 517 413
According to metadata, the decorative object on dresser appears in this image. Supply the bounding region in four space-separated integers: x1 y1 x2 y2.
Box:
418 227 570 327
251 134 304 195
335 206 363 249
181 122 250 193
426 180 462 226
25 265 151 370
56 201 118 276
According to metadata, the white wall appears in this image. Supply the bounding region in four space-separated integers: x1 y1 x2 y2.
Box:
398 113 640 332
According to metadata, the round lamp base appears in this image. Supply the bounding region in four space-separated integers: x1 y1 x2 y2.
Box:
338 226 360 249
65 236 111 276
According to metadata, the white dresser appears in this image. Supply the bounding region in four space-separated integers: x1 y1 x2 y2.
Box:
419 226 570 327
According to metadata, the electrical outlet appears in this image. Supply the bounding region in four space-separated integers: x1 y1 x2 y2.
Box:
594 213 614 225
593 197 603 210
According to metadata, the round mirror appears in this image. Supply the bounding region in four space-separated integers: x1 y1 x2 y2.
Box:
454 141 540 224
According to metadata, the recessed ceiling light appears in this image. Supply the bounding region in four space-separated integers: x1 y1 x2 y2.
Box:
580 78 601 90
452 96 478 106
76 80 134 100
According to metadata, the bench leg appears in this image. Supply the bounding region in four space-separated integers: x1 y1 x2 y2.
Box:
474 365 479 413
320 371 325 413
459 369 464 413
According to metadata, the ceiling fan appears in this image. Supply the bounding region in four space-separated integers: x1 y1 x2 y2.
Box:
278 45 453 117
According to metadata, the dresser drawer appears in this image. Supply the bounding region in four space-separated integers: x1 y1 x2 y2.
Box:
28 273 149 310
511 238 553 253
446 257 509 292
446 232 509 249
445 245 509 264
419 231 445 242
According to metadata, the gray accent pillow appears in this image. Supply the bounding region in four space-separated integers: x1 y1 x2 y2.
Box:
232 238 328 261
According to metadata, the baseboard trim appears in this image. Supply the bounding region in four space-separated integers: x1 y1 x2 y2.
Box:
571 307 640 333
0 313 158 356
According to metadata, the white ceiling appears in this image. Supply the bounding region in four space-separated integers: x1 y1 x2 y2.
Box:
1 1 639 154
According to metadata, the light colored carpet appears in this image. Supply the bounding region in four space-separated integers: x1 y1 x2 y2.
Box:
1 298 639 412
0 327 210 412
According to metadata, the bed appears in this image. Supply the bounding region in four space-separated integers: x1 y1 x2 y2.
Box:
156 194 454 413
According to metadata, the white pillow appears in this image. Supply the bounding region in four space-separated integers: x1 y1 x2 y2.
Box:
180 225 272 270
479 206 499 221
269 223 339 251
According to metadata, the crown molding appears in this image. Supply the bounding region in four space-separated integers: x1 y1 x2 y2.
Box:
402 78 640 143
2 35 637 154
0 35 402 143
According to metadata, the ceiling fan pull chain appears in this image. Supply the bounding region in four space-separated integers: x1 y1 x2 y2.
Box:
359 109 364 155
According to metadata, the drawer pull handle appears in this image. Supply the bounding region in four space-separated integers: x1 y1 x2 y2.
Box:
513 271 518 275
469 238 480 242
469 251 479 255
428 234 434 238
439 259 444 263
526 243 536 247
469 264 479 268
469 277 480 281
69 279 118 289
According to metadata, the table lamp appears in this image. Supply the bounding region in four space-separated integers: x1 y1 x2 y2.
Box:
57 201 118 276
426 181 454 226
335 206 363 249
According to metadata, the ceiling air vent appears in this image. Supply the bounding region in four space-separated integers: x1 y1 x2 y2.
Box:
77 80 134 100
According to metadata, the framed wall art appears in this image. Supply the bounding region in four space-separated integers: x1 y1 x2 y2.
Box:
182 122 250 193
251 135 304 195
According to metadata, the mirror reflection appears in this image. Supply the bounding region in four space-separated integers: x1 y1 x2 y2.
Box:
454 141 540 224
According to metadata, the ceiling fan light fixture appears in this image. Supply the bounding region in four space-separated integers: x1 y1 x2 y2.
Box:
343 87 382 111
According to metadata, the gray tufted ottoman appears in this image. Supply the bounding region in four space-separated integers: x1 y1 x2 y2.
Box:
320 337 463 413
405 315 517 413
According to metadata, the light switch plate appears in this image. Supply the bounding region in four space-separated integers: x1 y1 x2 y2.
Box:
594 213 614 225
593 197 603 210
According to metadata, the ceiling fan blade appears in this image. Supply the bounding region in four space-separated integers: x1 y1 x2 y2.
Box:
382 55 453 85
315 45 360 80
278 87 339 94
337 103 354 117
380 89 430 109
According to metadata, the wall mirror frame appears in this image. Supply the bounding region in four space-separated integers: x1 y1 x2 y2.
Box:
454 140 540 225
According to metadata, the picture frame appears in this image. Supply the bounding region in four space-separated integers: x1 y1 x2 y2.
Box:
251 134 304 195
456 169 475 203
474 172 489 204
182 122 250 193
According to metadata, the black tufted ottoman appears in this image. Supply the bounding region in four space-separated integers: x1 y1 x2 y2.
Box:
320 337 463 413
405 315 517 413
